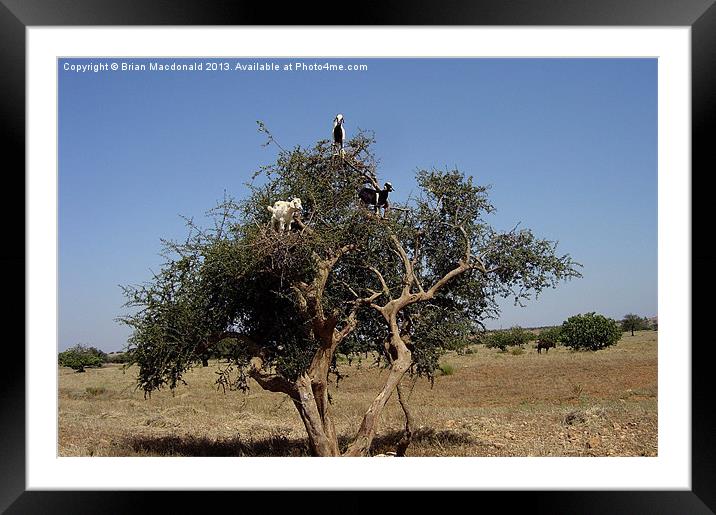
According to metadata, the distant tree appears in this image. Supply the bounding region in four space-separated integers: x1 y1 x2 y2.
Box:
58 344 104 373
120 128 581 456
560 312 621 351
106 351 132 364
621 313 651 336
486 326 534 351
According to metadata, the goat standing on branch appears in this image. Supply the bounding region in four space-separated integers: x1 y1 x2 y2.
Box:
267 197 302 232
359 182 394 217
333 114 346 157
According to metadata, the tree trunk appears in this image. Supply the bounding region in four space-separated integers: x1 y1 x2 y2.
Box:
293 373 340 456
394 381 414 457
343 333 412 456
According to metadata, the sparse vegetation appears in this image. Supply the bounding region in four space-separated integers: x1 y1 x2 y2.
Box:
59 331 657 457
85 386 107 396
570 383 585 400
438 363 456 375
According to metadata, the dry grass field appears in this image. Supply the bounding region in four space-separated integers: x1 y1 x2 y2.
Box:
59 330 657 457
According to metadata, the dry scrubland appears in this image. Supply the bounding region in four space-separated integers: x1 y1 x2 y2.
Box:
59 331 657 457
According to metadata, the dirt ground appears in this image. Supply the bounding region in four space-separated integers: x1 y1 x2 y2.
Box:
58 330 657 457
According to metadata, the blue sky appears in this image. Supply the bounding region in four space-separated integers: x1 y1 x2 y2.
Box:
59 58 657 352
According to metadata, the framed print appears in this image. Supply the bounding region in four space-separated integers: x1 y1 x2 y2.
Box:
3 0 715 511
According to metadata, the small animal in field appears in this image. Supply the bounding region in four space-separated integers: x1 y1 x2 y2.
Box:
267 197 303 232
358 182 394 217
536 339 556 354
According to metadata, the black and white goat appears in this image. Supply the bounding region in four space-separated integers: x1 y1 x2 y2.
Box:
358 182 393 217
267 197 302 232
332 114 345 157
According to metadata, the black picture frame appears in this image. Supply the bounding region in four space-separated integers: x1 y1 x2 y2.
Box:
2 1 713 511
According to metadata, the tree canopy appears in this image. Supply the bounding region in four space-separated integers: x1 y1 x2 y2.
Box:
120 127 581 456
58 344 106 372
621 313 651 336
560 312 621 351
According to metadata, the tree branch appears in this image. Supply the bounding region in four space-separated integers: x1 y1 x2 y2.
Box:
367 266 392 300
394 381 414 457
410 230 425 294
389 234 419 296
203 332 298 399
248 357 298 400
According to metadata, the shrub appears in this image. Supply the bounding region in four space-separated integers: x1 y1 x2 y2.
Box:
105 352 132 364
58 344 104 372
560 312 621 351
486 326 534 351
538 326 562 346
509 346 525 356
85 386 107 396
438 363 456 376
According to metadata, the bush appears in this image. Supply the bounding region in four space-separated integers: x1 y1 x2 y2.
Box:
438 363 456 376
486 326 534 351
105 352 132 364
58 344 104 372
560 312 621 351
538 326 562 346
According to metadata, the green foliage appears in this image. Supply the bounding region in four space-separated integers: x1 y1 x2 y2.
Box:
486 326 534 351
58 344 104 372
560 312 621 351
509 346 525 356
105 352 132 364
120 126 580 395
438 362 456 375
538 326 562 345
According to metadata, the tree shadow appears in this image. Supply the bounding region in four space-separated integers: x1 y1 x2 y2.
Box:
125 427 478 457
126 432 311 457
368 427 478 456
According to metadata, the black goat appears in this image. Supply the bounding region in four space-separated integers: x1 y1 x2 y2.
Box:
359 182 393 216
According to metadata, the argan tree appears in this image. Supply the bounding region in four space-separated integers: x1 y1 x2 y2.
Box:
58 344 105 373
120 128 581 456
621 313 650 336
560 312 621 351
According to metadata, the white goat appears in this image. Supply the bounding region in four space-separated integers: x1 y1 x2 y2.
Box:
267 197 303 232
